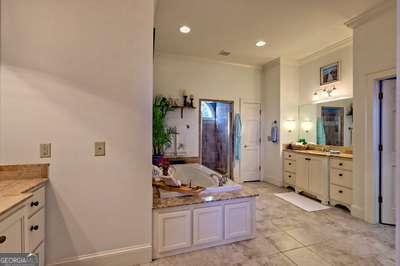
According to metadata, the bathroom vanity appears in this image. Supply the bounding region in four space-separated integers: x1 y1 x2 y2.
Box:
0 164 48 266
283 149 353 209
152 188 257 259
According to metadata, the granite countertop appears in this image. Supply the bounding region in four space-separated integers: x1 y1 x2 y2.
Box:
0 178 48 216
283 149 353 159
153 187 258 209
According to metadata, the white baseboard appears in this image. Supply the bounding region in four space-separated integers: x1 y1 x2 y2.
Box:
263 176 283 187
351 204 365 221
48 244 152 266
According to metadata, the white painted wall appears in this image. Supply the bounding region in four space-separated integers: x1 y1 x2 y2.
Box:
261 58 299 186
154 54 262 180
280 59 300 144
1 0 153 264
349 2 396 222
299 43 353 105
261 59 281 185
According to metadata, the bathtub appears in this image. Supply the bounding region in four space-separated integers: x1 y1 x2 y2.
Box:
171 163 241 194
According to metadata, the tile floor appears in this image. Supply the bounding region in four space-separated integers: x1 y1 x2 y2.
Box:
144 182 395 266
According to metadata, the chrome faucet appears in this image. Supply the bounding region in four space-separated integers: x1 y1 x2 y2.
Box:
210 173 228 187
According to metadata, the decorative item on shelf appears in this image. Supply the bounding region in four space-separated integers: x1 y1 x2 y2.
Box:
190 94 194 108
183 90 189 107
285 120 296 133
271 120 279 143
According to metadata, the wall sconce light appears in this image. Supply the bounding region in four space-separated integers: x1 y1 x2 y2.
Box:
285 120 296 133
301 121 313 133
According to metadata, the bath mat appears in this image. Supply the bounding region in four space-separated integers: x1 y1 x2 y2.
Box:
274 192 330 212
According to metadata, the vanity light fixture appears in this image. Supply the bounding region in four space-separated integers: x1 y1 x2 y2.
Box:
313 84 337 98
256 40 266 47
179 25 191 34
285 120 297 133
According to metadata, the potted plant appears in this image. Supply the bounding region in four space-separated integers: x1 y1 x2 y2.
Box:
153 95 176 166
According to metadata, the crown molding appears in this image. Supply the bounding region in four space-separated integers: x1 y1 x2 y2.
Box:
155 52 263 70
299 37 353 65
345 0 396 29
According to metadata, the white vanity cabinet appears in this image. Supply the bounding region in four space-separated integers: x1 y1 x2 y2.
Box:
283 151 296 187
153 197 256 259
0 184 46 265
294 154 329 205
330 158 353 208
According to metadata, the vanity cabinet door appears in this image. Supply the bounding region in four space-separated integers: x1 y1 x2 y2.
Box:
224 202 251 240
309 157 323 196
156 210 191 253
295 155 309 191
193 206 223 246
0 207 25 253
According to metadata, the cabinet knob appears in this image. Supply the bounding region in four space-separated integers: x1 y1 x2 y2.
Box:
289 163 291 166
339 173 343 177
288 155 292 158
0 235 6 244
339 163 343 166
30 225 39 231
30 201 39 207
338 190 343 194
288 175 291 178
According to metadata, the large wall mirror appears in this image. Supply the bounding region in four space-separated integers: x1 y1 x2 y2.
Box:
298 98 353 147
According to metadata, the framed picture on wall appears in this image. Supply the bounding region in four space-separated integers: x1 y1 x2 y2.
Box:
320 61 340 85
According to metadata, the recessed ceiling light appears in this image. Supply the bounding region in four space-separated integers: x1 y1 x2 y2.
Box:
179 25 191 34
256 40 266 47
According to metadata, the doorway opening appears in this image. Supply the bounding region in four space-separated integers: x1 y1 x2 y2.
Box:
378 77 396 226
199 99 234 178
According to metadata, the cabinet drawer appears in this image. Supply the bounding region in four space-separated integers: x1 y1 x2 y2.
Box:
33 241 45 266
284 172 295 185
284 152 295 161
330 185 352 205
284 160 296 172
28 186 45 217
28 208 45 252
330 168 352 189
330 158 352 171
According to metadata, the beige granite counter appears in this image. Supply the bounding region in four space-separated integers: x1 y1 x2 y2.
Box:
0 164 49 216
153 187 258 209
283 149 353 159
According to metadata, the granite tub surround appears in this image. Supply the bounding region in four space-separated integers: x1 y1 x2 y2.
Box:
145 182 395 266
153 186 258 209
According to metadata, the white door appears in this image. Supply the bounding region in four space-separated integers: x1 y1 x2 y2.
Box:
381 78 396 225
240 101 261 182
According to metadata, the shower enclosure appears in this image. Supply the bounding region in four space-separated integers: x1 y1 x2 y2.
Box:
199 100 233 178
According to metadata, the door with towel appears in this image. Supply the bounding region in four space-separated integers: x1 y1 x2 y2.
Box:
240 101 261 182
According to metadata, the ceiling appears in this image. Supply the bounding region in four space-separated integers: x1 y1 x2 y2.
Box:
155 0 383 66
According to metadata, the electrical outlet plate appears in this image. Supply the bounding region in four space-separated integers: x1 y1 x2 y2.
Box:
40 143 51 158
95 141 106 156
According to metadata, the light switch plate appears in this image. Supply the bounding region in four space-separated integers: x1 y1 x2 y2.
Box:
40 143 51 158
95 141 106 156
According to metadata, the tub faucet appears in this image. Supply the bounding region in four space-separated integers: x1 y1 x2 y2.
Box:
210 173 228 187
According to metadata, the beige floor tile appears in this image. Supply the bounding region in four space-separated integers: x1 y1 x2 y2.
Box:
285 226 331 246
284 247 329 266
266 231 304 251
